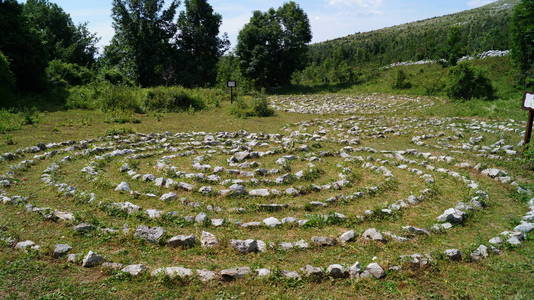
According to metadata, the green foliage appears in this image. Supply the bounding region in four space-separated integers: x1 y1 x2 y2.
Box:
301 0 516 86
46 60 95 87
230 95 274 118
522 144 534 171
143 87 208 112
236 1 312 89
0 0 48 92
23 0 99 67
446 63 495 100
0 51 16 107
510 0 534 88
0 110 24 133
99 85 143 113
392 69 412 89
108 0 179 87
176 0 229 87
444 26 466 66
67 83 222 113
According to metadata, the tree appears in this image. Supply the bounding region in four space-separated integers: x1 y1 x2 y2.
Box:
446 63 494 100
510 0 534 88
236 1 311 88
0 0 48 91
110 0 179 87
0 51 15 106
23 0 99 67
445 26 465 66
176 0 229 87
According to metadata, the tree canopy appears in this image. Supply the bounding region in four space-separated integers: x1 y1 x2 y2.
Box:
108 0 180 87
176 0 229 87
236 1 311 88
510 0 534 88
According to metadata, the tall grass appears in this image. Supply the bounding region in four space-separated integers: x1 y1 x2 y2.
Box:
66 84 224 113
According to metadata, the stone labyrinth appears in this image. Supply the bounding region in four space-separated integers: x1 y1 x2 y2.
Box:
1 95 533 283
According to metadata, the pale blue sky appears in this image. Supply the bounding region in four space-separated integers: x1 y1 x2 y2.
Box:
40 0 498 51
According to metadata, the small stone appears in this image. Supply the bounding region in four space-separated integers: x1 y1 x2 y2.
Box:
15 240 35 249
230 239 258 253
514 222 534 233
167 235 196 248
338 230 356 244
281 270 301 279
362 228 386 242
152 267 193 279
195 212 207 224
348 262 361 278
82 251 104 267
249 189 270 197
444 249 462 261
114 182 131 192
196 269 217 282
121 264 147 276
53 244 72 258
102 262 124 270
256 268 271 277
160 192 177 201
201 231 219 248
301 265 324 278
73 223 95 233
219 267 251 281
361 263 385 279
134 226 165 243
263 217 282 227
470 245 489 261
326 264 348 278
311 236 336 247
489 237 503 245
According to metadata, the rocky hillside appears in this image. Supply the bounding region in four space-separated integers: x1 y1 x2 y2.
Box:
307 0 519 67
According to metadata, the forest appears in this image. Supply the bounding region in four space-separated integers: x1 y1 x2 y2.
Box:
0 0 532 115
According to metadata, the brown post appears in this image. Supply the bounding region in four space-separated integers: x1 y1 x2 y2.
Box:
525 110 534 145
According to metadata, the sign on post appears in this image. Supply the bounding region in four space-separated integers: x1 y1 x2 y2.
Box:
227 81 237 103
522 92 534 145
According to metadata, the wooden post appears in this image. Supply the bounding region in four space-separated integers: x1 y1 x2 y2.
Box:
525 110 534 145
227 81 237 104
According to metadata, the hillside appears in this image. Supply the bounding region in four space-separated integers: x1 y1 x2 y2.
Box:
303 0 518 79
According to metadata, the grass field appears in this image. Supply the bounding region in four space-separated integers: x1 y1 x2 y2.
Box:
0 86 533 299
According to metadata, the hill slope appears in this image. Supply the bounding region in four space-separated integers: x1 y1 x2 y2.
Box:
299 0 519 85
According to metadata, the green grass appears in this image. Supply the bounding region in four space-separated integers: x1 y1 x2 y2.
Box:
0 81 533 299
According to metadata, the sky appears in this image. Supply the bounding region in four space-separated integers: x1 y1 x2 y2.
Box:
42 0 499 52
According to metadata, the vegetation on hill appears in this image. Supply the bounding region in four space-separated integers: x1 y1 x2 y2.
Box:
296 0 520 86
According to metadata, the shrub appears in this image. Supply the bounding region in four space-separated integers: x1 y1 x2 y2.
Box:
445 63 495 100
0 110 23 133
100 68 132 86
143 87 205 112
99 85 143 113
46 60 94 87
230 95 274 118
523 144 534 171
392 69 412 89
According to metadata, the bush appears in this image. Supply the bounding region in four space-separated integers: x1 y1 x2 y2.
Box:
66 84 102 109
392 69 412 89
99 85 143 113
100 68 132 86
446 63 495 100
46 60 94 87
143 87 205 112
230 95 274 118
523 144 534 171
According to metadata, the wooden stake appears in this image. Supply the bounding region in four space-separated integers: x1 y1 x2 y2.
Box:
525 110 534 145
